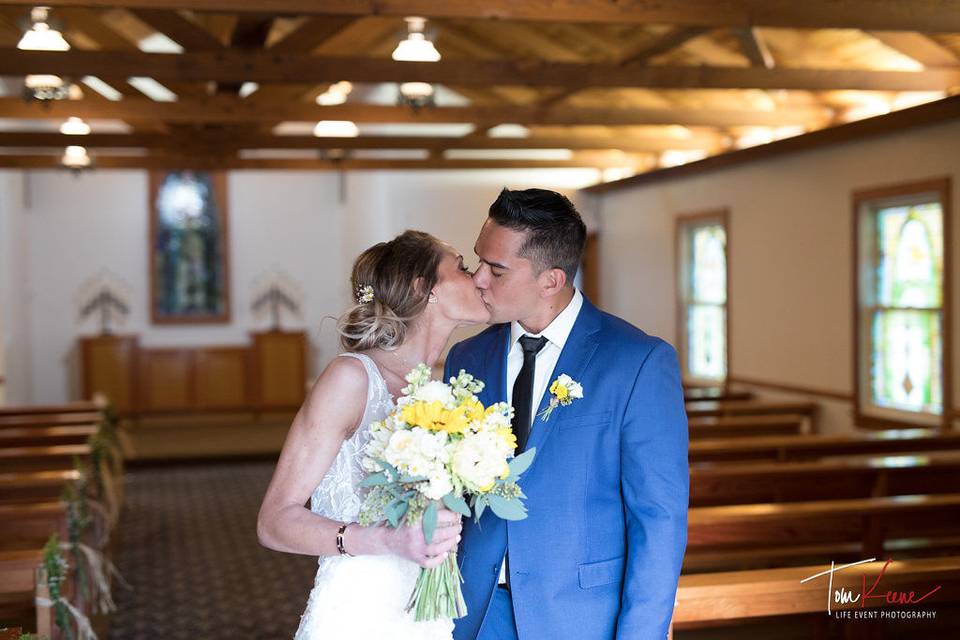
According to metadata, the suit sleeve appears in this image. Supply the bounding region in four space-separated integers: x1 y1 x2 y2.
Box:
616 340 689 639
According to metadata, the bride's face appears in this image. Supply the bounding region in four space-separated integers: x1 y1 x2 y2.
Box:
430 246 490 326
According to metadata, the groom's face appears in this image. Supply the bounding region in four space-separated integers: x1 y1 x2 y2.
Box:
473 219 541 324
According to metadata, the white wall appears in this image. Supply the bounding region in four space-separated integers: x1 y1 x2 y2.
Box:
0 167 600 404
595 118 960 434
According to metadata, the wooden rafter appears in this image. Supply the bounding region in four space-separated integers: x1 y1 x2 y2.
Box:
6 1 960 33
0 131 719 152
867 31 960 67
537 27 711 108
737 27 776 69
4 48 958 91
0 155 634 170
129 9 225 50
0 97 832 127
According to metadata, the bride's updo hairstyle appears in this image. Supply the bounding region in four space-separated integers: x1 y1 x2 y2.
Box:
337 230 446 352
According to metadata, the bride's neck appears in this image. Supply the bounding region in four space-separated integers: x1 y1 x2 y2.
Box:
390 316 456 370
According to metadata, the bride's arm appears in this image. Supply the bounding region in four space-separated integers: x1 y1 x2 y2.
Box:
256 356 461 567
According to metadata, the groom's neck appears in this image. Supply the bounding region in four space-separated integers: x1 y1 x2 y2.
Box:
518 286 575 335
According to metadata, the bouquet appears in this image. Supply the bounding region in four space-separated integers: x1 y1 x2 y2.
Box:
358 364 535 622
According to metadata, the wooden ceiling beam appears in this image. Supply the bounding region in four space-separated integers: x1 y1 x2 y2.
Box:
0 131 717 152
0 154 626 170
0 97 831 127
6 1 960 33
537 26 711 108
867 31 960 67
128 9 226 50
4 48 959 91
737 27 776 69
268 16 356 53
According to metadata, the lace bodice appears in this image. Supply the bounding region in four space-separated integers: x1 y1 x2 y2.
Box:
308 352 394 523
294 352 453 639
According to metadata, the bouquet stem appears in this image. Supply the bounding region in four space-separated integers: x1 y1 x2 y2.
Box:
406 551 468 622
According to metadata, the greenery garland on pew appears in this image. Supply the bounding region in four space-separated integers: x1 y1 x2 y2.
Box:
41 534 74 640
64 466 93 604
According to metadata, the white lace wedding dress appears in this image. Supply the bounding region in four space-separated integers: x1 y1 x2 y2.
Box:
293 352 454 640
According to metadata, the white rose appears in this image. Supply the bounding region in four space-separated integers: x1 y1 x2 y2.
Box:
384 430 414 468
412 380 455 406
451 432 508 490
421 469 454 500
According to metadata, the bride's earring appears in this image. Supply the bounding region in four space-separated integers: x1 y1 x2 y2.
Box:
428 292 438 304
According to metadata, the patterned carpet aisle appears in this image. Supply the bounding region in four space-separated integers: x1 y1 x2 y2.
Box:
108 461 318 640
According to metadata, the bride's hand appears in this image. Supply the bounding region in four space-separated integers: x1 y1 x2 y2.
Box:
363 509 463 569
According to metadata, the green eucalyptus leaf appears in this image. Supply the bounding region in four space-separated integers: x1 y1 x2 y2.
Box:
487 494 528 521
359 472 388 488
442 493 471 517
508 448 536 478
422 500 439 544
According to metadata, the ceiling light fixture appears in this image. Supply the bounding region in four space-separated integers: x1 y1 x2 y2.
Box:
61 145 92 172
19 7 73 101
18 6 69 51
60 116 91 135
316 81 353 106
313 120 359 138
393 17 440 110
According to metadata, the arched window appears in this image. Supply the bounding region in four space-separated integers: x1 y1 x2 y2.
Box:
677 211 729 382
855 179 951 428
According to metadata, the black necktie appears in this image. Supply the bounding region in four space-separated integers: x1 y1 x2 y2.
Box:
512 335 548 453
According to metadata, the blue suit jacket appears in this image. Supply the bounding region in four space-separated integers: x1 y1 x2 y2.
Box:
444 296 688 640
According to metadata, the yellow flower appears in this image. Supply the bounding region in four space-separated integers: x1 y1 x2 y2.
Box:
497 427 517 452
500 460 511 480
550 379 569 401
400 400 469 434
461 398 486 423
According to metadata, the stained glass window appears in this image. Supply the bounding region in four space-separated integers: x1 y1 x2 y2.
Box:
679 219 727 380
150 170 230 323
866 202 944 415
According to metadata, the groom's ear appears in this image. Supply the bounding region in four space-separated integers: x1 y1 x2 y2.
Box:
538 267 568 298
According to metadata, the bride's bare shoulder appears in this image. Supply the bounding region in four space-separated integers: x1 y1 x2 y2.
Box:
310 354 369 398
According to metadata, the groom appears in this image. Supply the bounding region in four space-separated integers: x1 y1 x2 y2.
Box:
444 188 688 639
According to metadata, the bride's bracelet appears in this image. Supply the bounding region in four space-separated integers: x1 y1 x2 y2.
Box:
336 523 353 557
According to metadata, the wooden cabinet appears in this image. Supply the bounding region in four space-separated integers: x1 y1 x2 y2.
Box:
79 331 306 415
251 331 307 410
79 335 138 414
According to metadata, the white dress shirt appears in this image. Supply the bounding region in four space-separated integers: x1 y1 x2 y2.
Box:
499 288 584 584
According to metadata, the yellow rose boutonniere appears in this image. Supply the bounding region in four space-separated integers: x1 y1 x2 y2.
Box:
537 374 584 421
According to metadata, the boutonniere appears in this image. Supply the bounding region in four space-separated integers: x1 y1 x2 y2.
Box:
538 374 584 421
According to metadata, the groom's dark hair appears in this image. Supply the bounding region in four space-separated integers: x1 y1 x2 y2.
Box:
488 187 587 282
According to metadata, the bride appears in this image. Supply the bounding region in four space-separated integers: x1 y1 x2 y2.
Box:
257 230 490 639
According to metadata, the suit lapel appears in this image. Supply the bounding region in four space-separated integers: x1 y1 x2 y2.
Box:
478 324 510 406
522 298 601 468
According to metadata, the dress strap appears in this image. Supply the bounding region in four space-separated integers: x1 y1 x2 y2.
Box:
337 352 391 405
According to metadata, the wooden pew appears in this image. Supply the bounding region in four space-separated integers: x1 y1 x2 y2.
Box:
0 401 101 418
685 387 753 403
0 412 104 430
0 549 43 632
672 556 960 633
690 451 960 506
690 428 960 462
685 399 817 420
0 445 93 473
688 414 805 439
0 470 82 504
685 493 960 573
0 425 99 448
0 502 69 552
